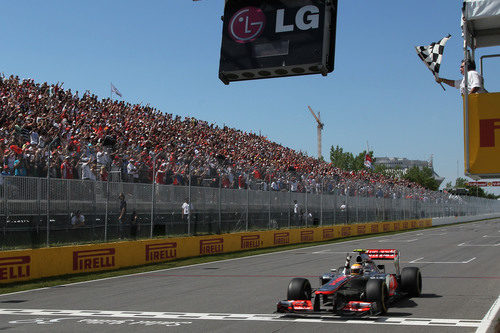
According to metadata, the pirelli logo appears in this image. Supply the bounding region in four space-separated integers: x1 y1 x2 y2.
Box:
241 235 262 249
383 223 390 232
323 228 335 240
300 230 314 242
411 221 417 229
73 248 115 271
357 225 366 235
146 242 177 262
393 222 400 231
371 224 379 233
341 226 351 237
200 238 224 255
403 221 409 229
0 256 30 281
274 232 290 245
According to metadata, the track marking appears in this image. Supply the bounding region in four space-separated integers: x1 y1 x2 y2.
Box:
476 294 500 333
458 242 500 247
482 235 500 238
409 257 476 264
311 251 351 254
378 238 418 243
416 232 447 236
0 308 482 328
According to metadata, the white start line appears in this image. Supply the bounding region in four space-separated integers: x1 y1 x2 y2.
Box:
0 308 482 328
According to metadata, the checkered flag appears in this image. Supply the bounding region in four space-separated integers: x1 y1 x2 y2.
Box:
415 35 451 90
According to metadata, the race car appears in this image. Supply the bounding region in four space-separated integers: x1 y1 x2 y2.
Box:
276 249 422 316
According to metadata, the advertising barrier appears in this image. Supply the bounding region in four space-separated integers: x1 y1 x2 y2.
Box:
0 219 431 284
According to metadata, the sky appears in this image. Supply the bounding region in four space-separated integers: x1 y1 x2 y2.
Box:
1 1 500 192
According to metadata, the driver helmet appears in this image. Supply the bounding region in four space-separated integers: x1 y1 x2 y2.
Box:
351 263 363 275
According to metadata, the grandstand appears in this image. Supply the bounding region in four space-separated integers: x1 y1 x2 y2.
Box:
0 74 498 248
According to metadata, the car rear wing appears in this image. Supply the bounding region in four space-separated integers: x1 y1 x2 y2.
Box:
355 249 400 275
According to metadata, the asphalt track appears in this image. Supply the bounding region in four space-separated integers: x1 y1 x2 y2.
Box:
0 219 499 333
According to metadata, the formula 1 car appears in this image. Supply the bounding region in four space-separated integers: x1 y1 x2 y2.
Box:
276 249 422 316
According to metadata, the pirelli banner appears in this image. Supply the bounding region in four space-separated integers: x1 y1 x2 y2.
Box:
465 92 500 177
0 219 431 284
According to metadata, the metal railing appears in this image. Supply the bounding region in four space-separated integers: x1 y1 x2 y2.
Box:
0 175 498 249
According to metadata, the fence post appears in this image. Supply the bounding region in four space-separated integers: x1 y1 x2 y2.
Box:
268 182 271 229
104 179 109 242
188 172 191 235
46 173 50 247
288 186 291 228
151 157 156 239
218 176 222 233
246 183 249 231
356 189 359 223
320 178 324 226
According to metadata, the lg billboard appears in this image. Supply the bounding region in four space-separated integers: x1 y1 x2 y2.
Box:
219 0 338 84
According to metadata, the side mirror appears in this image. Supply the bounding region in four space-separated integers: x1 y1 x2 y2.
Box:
377 264 385 272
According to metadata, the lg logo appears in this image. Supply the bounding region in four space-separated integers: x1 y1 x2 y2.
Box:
229 5 320 44
229 7 266 43
276 5 320 33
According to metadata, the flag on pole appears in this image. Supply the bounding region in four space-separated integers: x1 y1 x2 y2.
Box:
364 154 373 169
110 83 122 97
415 35 451 90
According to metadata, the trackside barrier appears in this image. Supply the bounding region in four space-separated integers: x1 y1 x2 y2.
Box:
0 219 431 284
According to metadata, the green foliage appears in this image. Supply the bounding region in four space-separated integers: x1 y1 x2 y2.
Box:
403 166 439 191
329 145 373 172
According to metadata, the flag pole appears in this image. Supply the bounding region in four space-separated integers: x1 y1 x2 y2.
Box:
434 73 446 91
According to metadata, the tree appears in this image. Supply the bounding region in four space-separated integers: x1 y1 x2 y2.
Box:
403 166 439 191
329 145 374 172
330 145 353 170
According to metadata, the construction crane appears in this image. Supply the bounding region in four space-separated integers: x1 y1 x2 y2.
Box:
307 105 324 160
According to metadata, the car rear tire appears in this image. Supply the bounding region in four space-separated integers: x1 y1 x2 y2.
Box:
401 267 422 297
287 278 312 300
366 279 388 314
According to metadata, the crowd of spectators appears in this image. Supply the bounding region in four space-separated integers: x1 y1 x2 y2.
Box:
0 74 442 201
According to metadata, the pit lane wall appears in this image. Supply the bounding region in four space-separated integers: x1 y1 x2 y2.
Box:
0 219 431 284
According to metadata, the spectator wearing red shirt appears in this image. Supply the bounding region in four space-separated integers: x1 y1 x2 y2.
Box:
61 156 73 179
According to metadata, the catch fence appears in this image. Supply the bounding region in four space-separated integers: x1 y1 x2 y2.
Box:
0 176 497 249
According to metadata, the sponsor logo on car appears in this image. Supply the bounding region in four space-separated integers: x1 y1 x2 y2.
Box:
0 256 30 280
73 248 115 271
146 242 177 262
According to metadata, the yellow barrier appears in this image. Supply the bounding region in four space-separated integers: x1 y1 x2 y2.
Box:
465 92 500 176
0 219 432 284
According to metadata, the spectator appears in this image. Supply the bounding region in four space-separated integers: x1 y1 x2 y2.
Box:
118 193 127 239
181 197 191 223
61 156 73 179
71 210 85 228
